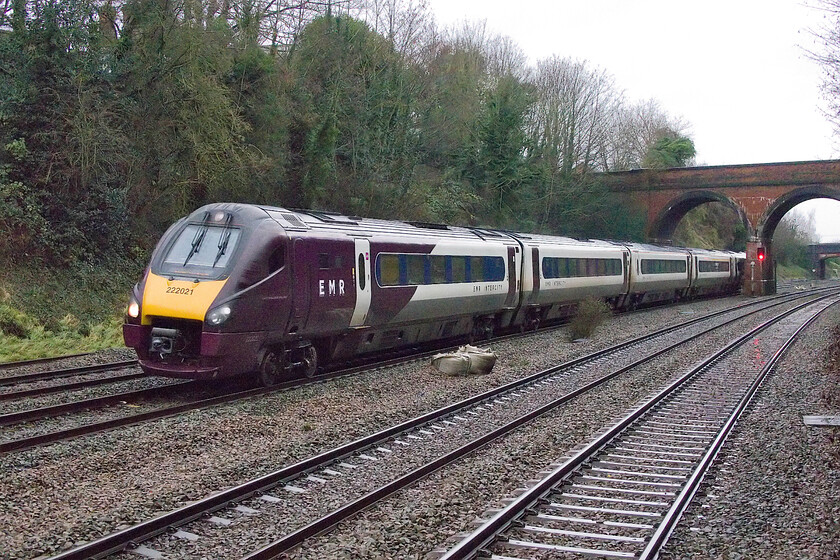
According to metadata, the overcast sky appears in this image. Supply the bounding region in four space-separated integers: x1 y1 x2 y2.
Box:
425 0 840 241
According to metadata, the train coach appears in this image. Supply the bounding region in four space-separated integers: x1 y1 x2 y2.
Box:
123 203 744 385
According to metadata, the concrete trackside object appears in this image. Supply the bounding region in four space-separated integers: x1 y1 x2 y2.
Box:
432 345 497 376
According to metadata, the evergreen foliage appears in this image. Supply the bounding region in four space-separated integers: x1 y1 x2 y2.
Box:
642 135 696 169
1 0 711 266
672 202 747 251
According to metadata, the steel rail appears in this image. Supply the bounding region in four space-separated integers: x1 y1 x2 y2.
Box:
435 293 838 560
0 372 147 402
8 290 817 457
242 291 839 560
0 359 138 387
0 380 195 427
0 352 93 370
41 291 835 560
636 293 832 559
0 344 490 453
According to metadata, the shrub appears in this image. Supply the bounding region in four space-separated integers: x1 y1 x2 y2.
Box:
59 314 81 332
0 304 38 338
568 297 610 341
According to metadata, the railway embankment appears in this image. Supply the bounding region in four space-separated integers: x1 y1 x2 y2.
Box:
0 261 138 363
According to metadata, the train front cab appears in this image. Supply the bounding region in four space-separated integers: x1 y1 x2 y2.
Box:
123 205 293 380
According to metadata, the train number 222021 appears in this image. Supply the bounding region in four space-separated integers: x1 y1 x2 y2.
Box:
166 286 194 295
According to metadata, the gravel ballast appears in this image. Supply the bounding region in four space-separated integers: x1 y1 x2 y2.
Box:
1 292 838 559
658 303 840 559
291 295 840 559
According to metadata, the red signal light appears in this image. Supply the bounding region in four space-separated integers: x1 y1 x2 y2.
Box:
757 247 765 261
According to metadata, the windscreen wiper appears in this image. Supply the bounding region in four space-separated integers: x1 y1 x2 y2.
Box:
213 214 233 267
183 212 210 266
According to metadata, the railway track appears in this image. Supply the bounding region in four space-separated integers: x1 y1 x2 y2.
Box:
0 352 93 370
0 290 824 455
0 359 141 401
43 289 838 560
435 294 837 559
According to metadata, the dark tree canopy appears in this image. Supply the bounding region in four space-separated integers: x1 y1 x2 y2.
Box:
0 0 701 266
642 135 697 169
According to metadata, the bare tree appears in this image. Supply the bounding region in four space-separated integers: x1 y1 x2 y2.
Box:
1 0 13 30
808 0 840 137
602 98 689 171
530 56 619 174
354 0 432 59
526 57 621 230
485 34 528 80
231 0 355 51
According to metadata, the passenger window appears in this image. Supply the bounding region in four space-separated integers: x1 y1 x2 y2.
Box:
451 257 467 283
470 256 484 282
542 258 553 279
430 256 446 284
377 254 400 286
406 254 425 285
318 253 330 269
485 257 505 281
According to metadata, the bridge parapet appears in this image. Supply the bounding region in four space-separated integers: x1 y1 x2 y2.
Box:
808 243 840 279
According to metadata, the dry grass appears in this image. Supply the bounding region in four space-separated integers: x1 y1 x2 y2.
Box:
567 297 610 341
0 312 123 362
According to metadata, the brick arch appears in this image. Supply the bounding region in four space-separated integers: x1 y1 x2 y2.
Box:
807 244 840 279
758 185 840 243
649 190 749 244
597 159 840 295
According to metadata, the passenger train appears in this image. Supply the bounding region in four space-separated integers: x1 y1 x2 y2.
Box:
123 203 745 385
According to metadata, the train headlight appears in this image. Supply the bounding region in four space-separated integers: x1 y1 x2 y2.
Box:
127 298 140 319
206 304 232 326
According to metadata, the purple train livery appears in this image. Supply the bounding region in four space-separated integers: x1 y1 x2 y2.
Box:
123 203 744 385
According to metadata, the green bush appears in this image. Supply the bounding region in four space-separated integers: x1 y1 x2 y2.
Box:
0 304 38 338
568 297 610 341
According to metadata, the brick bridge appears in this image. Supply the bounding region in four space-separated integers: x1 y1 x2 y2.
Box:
598 159 840 295
808 243 840 279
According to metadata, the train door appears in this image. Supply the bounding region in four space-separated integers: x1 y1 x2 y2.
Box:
531 247 541 299
622 250 631 292
505 246 518 307
290 238 311 332
691 256 698 288
350 239 371 326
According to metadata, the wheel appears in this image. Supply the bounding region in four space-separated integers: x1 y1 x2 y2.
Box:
301 345 318 378
259 347 286 387
470 319 492 342
484 322 495 339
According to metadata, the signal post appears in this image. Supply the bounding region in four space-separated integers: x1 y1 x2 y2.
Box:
745 240 774 296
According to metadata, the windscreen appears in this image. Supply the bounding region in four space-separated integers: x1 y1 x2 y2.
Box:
158 224 242 279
